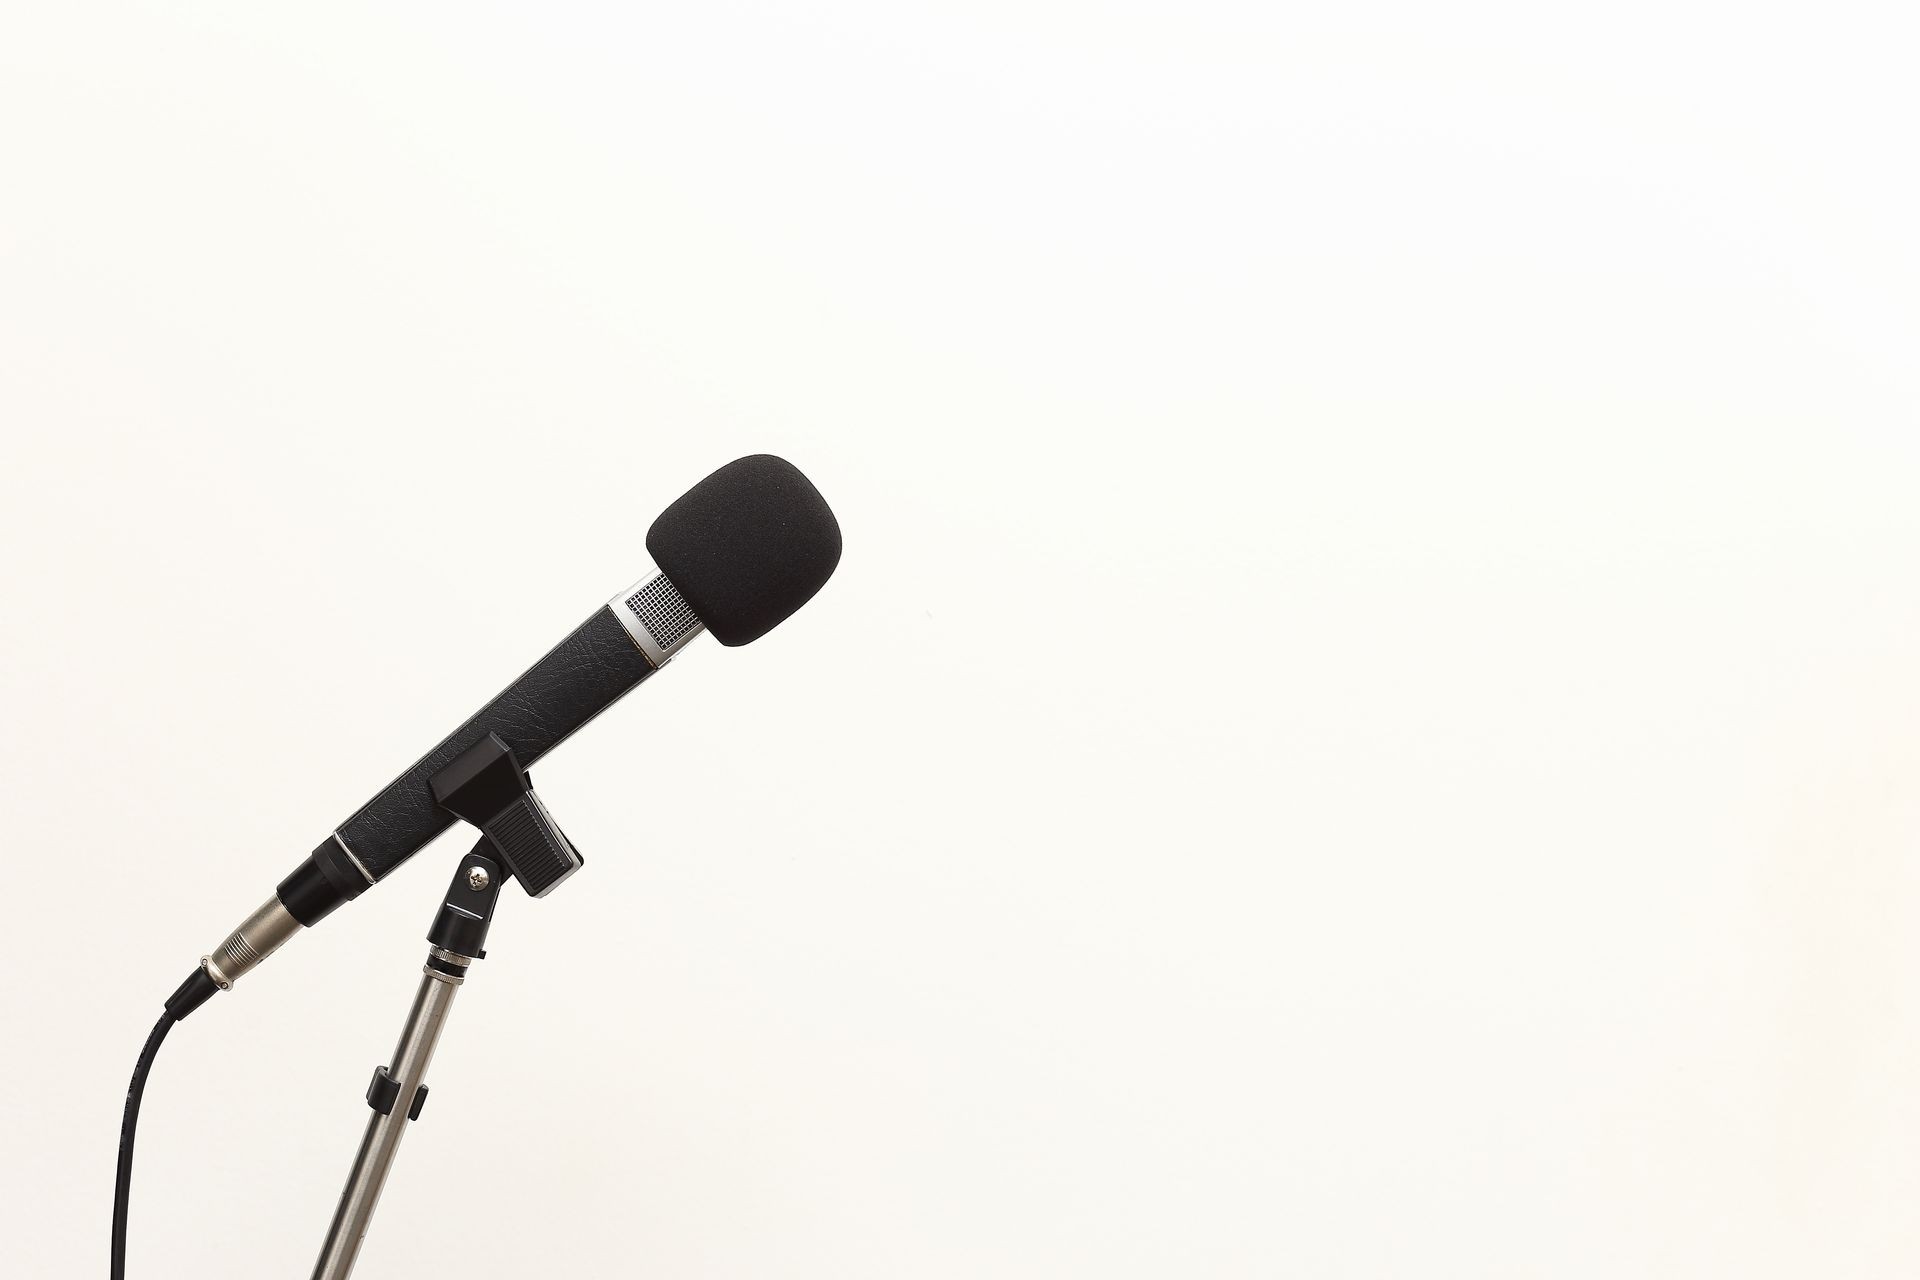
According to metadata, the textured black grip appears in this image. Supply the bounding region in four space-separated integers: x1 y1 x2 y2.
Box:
335 607 656 883
489 796 578 895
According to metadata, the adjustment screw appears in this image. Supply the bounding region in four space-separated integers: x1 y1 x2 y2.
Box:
466 866 490 891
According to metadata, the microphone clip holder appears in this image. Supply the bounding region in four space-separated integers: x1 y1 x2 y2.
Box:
430 731 584 898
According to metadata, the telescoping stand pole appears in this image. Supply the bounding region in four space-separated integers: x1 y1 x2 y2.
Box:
310 849 501 1280
310 733 587 1280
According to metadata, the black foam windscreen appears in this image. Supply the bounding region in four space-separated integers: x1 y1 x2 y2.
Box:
646 455 842 646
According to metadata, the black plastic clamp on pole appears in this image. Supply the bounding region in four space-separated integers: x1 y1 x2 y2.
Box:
429 732 583 898
365 1066 428 1121
427 849 503 959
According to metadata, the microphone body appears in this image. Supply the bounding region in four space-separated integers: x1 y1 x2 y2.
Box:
270 574 685 918
195 454 841 996
335 604 657 884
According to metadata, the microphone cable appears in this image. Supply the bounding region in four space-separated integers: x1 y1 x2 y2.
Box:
112 969 219 1279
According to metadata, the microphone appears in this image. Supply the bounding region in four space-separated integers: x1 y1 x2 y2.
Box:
184 454 841 1007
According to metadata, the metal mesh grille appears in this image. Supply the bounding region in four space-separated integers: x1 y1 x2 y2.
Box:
625 573 701 650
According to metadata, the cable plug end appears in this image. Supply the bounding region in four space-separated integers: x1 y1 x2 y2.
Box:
164 966 221 1022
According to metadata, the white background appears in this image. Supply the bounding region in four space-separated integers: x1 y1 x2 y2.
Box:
3 3 1918 1276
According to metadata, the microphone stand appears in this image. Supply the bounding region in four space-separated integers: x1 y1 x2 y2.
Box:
310 848 500 1280
309 734 584 1280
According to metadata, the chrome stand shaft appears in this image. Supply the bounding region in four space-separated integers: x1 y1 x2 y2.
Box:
308 847 503 1280
310 954 467 1280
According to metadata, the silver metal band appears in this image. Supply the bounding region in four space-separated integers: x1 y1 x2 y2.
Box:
608 563 706 667
332 831 376 886
427 946 474 974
